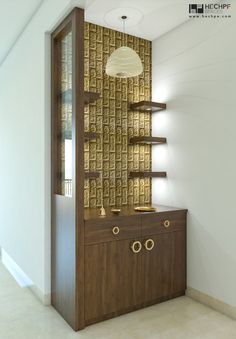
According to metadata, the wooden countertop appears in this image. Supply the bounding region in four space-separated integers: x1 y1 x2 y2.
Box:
84 204 187 221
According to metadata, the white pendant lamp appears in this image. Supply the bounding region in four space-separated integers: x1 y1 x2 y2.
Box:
105 16 143 78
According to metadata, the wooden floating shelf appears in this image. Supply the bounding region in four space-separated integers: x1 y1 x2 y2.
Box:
84 91 100 104
130 136 167 145
84 132 100 141
129 172 167 178
84 172 100 179
130 100 166 113
61 90 100 105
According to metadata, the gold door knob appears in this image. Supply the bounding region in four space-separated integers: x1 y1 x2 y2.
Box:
112 226 120 235
164 220 170 228
144 239 155 251
131 241 142 253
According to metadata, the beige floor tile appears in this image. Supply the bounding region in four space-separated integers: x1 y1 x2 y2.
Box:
1 263 236 339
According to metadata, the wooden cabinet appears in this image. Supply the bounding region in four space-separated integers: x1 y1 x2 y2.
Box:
171 231 186 295
85 215 141 245
141 210 186 236
141 233 172 304
51 7 185 332
85 239 142 325
84 209 187 325
85 215 142 324
141 210 186 300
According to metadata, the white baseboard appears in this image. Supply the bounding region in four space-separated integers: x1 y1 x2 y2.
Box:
1 248 33 287
186 287 236 320
29 285 51 306
1 248 51 306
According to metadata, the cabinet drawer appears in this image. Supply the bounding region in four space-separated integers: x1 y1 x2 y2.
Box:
142 210 186 237
85 216 141 245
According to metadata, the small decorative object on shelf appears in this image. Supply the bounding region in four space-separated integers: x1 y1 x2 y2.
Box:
130 100 166 113
129 171 167 178
129 136 167 145
99 205 106 217
111 208 121 214
134 206 156 212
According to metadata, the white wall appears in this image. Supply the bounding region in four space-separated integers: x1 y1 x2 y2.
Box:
152 15 236 307
0 0 84 301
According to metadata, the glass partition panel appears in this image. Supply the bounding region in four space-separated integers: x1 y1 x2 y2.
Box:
59 31 72 196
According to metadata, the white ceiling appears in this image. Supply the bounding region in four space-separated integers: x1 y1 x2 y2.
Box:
85 0 190 41
0 0 192 66
0 0 43 66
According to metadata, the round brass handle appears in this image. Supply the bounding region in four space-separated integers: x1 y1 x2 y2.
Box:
131 241 142 253
112 226 120 235
144 239 155 251
164 220 170 228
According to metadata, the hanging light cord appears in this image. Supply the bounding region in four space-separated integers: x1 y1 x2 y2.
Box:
121 15 127 46
122 16 126 33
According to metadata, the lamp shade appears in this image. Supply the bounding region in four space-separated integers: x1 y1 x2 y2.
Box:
105 46 143 78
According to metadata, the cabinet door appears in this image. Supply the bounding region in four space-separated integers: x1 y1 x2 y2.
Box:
171 231 186 295
85 239 142 324
141 233 172 304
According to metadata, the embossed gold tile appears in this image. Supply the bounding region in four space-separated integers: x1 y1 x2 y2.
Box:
110 135 115 152
122 136 127 153
128 161 133 172
103 179 109 196
103 108 109 124
84 77 89 91
90 180 96 197
110 99 117 113
121 154 127 168
109 154 115 170
96 136 102 151
128 179 134 195
122 188 127 205
84 22 151 208
96 153 103 170
89 161 96 171
116 167 121 178
84 142 89 152
116 80 121 92
104 78 109 89
90 198 96 208
84 152 89 171
134 187 139 204
103 173 109 181
109 188 115 205
97 188 102 205
116 127 122 142
133 178 139 187
134 154 139 170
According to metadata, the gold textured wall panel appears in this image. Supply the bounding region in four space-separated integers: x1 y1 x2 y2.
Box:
84 22 152 208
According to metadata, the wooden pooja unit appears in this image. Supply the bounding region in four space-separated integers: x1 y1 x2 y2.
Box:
51 8 187 331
